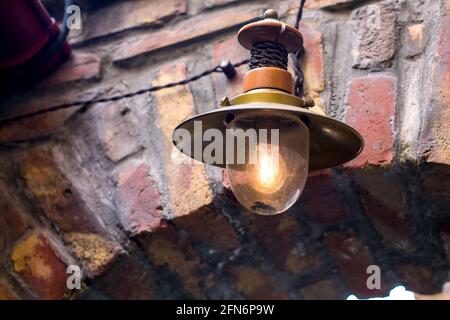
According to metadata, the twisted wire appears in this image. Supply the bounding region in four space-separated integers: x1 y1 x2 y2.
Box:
291 0 307 97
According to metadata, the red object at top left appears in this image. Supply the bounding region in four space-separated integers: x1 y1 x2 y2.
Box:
0 0 71 81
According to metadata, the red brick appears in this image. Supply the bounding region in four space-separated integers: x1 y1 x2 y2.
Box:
419 3 450 165
174 206 240 251
11 232 68 300
70 0 187 44
352 2 397 69
116 162 163 236
324 230 389 298
96 255 155 300
299 170 351 224
41 53 101 87
345 74 397 168
113 5 263 63
305 0 365 10
139 222 214 299
228 265 289 300
347 168 415 252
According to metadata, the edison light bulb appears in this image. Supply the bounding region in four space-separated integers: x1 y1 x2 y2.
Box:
226 113 309 215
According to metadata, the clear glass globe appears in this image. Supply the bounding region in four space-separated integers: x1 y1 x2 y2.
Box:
226 112 309 215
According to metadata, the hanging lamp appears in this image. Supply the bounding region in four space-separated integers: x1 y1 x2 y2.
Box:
172 9 364 215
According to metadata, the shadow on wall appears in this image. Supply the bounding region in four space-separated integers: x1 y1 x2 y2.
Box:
133 161 450 299
84 161 450 300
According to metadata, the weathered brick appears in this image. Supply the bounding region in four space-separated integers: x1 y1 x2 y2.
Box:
19 148 120 275
113 5 262 63
116 162 163 236
94 100 143 162
0 191 28 255
152 63 213 217
352 1 397 69
300 279 344 300
306 0 365 10
0 278 18 300
228 265 289 299
284 240 324 275
174 206 240 251
19 148 103 234
300 21 325 109
222 169 232 191
70 0 187 44
41 53 101 87
440 225 450 266
200 0 242 11
11 232 68 299
419 164 450 208
246 212 298 266
299 170 351 224
64 233 121 277
345 74 397 168
404 24 424 58
139 222 214 299
395 264 440 294
96 255 155 300
246 209 323 274
324 230 389 298
419 4 450 165
347 168 415 252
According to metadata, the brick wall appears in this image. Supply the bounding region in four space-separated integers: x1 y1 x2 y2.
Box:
0 0 449 299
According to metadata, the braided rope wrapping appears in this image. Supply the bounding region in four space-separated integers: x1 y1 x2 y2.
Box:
249 42 289 70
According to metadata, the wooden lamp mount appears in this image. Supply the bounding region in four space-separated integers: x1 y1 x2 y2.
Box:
237 9 304 94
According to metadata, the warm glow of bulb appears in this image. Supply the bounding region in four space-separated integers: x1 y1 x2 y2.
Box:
259 151 274 189
252 143 286 194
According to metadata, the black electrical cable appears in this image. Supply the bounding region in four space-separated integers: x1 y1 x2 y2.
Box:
36 0 73 64
0 0 307 132
0 59 249 127
292 0 307 97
